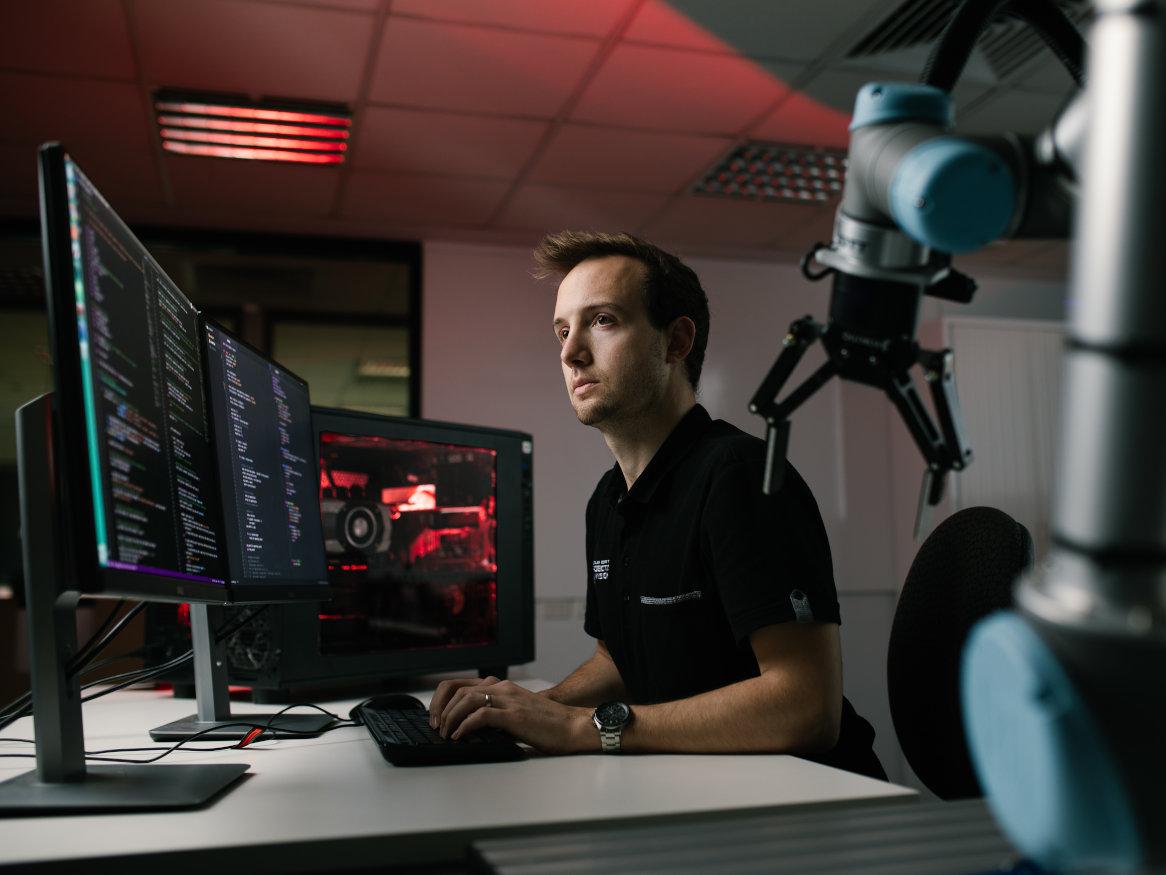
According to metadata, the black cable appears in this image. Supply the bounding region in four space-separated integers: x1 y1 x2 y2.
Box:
1008 0 1085 86
921 0 1009 91
66 602 145 677
921 0 1085 94
65 598 127 672
77 648 147 679
79 652 194 703
0 604 273 733
0 705 355 763
0 601 137 722
214 605 269 643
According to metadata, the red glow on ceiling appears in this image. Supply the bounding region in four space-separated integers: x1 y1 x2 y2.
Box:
155 101 351 127
162 141 345 164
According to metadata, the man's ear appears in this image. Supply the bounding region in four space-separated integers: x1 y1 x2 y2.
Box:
665 316 696 365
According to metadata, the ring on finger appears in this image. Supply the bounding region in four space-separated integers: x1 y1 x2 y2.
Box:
484 692 493 708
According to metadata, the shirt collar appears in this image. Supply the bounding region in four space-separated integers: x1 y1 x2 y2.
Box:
603 404 713 507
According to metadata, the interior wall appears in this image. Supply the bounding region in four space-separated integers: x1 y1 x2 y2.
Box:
421 239 1067 787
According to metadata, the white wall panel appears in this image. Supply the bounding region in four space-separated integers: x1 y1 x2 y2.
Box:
946 318 1066 558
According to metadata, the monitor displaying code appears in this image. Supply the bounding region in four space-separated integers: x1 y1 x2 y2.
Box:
64 156 227 585
203 323 327 586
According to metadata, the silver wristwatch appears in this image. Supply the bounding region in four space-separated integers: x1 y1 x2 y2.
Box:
592 701 633 753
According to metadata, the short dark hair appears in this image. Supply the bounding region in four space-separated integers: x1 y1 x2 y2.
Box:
533 231 710 388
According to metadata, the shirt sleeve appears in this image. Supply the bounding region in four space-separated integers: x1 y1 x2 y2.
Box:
700 455 840 646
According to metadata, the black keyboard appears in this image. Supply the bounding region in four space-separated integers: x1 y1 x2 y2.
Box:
357 703 525 766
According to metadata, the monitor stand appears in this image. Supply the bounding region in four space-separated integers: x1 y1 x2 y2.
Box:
149 604 334 741
0 394 247 815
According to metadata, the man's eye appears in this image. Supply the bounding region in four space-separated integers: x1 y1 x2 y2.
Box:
594 314 613 326
557 328 568 343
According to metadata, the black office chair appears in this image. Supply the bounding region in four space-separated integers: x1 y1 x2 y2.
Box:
887 506 1034 799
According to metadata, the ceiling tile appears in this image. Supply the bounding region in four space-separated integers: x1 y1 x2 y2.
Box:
527 125 732 193
392 0 634 37
640 194 806 248
1011 55 1080 97
494 185 668 232
135 0 371 104
341 172 510 226
570 44 789 135
623 0 731 52
748 92 851 149
835 44 1000 87
1 0 136 80
751 66 994 146
0 73 153 152
260 0 380 10
369 18 600 117
657 0 888 62
747 60 848 148
166 155 341 215
352 107 548 178
959 89 1066 135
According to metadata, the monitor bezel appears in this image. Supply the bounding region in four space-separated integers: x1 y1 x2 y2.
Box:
282 406 535 680
199 317 333 604
39 143 231 603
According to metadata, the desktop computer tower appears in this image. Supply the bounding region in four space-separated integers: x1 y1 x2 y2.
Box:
145 409 536 699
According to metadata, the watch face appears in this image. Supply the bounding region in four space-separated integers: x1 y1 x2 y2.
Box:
595 701 631 729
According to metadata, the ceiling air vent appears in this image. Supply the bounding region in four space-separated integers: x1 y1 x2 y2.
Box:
847 1 1091 83
693 142 847 205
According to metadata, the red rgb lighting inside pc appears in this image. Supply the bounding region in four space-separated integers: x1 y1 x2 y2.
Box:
318 433 500 655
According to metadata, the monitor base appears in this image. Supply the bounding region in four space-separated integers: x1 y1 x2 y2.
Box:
150 712 335 741
0 763 248 815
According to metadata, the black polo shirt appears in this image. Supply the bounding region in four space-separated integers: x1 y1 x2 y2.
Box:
583 404 884 779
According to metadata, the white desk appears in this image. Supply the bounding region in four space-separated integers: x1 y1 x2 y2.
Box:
0 683 915 872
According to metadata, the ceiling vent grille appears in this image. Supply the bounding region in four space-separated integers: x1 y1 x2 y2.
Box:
693 142 847 205
846 1 1091 83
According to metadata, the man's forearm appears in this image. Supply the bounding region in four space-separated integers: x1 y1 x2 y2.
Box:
541 648 627 707
620 671 838 754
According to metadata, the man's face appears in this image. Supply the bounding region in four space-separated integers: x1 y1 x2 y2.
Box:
552 255 671 428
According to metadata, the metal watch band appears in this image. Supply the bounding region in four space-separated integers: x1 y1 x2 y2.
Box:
599 725 623 753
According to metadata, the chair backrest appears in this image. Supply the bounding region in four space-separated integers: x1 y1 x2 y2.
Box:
887 506 1034 799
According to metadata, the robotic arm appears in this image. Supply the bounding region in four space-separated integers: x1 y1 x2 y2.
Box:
753 0 1166 870
751 0 1085 511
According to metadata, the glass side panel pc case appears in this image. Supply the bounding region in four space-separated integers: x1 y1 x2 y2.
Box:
37 142 330 604
265 408 535 681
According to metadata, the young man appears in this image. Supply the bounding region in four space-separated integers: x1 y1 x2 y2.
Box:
429 232 885 778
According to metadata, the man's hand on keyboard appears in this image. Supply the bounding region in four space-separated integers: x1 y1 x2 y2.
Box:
430 678 597 755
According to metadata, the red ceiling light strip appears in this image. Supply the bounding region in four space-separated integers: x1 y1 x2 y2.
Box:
155 100 351 127
161 141 345 165
157 115 350 139
155 92 352 165
159 129 348 152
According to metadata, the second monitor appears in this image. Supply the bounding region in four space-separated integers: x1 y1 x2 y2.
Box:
202 322 328 600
